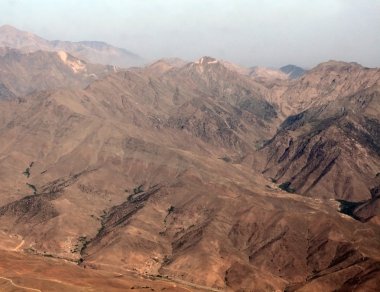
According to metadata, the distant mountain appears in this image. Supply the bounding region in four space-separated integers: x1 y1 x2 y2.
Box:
141 58 188 76
0 47 118 97
249 66 289 82
219 60 251 76
0 25 144 67
280 64 306 79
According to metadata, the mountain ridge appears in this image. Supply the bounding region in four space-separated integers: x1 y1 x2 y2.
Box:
0 24 144 67
0 47 119 97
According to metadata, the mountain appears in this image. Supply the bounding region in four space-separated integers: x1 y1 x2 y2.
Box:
280 64 306 79
284 61 380 111
50 40 143 68
0 25 143 67
250 66 289 80
0 47 118 97
0 56 283 290
141 58 188 76
258 85 380 202
0 52 379 291
264 60 380 117
252 60 380 226
0 25 50 51
219 60 251 76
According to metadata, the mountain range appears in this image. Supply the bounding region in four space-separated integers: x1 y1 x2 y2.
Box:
0 47 119 98
0 25 144 67
0 26 379 291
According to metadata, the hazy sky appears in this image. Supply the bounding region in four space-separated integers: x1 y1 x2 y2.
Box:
1 0 379 68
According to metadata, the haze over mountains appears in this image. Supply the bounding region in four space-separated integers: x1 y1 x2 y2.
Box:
0 47 119 99
0 25 144 67
0 25 379 291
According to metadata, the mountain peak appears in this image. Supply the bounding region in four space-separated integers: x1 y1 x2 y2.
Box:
196 56 219 65
150 57 187 67
0 24 20 32
280 64 306 79
250 66 289 81
0 24 32 37
316 60 362 69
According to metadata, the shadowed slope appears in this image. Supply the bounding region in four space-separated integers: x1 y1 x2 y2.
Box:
259 86 380 202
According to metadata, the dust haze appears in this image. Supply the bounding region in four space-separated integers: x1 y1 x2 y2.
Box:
1 0 379 67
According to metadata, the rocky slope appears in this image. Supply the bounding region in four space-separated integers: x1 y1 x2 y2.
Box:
0 52 379 291
269 61 380 116
259 86 380 201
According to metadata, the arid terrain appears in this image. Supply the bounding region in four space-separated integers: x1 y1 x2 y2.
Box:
0 25 379 291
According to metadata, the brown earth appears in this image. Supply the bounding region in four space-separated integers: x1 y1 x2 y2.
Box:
0 47 379 291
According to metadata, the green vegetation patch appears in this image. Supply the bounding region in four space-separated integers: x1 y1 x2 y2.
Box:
26 183 37 194
133 184 144 194
219 156 231 163
167 205 175 214
336 199 364 221
22 162 34 178
278 181 296 193
23 168 31 178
